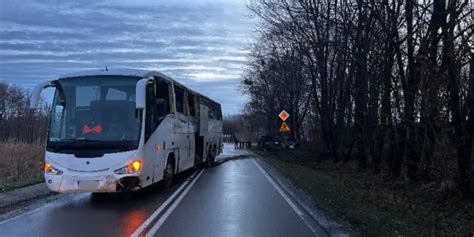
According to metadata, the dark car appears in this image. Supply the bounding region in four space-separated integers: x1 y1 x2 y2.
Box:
257 135 283 151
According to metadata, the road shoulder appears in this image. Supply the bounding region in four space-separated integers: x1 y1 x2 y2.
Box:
0 182 59 221
252 152 355 236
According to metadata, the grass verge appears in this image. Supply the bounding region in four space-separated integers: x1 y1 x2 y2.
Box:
255 149 473 236
0 141 45 192
0 177 44 193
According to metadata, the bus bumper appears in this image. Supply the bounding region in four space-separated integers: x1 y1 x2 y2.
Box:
45 174 127 193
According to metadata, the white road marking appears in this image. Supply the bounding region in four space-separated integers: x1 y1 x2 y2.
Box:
131 170 199 237
251 158 319 236
145 169 205 237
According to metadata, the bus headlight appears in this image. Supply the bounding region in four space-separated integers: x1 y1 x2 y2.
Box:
114 160 142 174
44 162 63 175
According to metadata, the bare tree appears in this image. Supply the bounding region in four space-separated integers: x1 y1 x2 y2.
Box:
244 0 473 198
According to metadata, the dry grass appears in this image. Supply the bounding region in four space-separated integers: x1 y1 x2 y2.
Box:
0 141 45 192
256 149 474 236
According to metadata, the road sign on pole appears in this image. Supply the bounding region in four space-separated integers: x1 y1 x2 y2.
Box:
278 110 289 121
279 121 291 132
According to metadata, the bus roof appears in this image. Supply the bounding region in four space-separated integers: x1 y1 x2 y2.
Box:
58 68 221 107
59 69 170 80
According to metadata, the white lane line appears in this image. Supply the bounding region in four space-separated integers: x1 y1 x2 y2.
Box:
131 170 199 237
251 158 320 236
145 169 205 237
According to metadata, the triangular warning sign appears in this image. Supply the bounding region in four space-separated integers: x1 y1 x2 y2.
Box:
279 122 291 132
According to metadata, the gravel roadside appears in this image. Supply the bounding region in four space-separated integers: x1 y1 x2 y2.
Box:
0 183 53 209
0 182 60 221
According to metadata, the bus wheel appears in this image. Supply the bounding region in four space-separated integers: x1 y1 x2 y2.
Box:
207 150 215 168
163 159 174 189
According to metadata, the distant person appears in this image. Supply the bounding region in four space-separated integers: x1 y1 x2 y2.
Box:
233 133 239 149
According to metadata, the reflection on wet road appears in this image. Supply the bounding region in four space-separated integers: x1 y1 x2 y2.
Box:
0 144 323 237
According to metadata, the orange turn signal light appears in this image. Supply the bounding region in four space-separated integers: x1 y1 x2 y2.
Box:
44 162 51 172
128 160 142 173
44 162 63 175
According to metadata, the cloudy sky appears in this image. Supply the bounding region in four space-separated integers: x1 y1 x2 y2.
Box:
0 0 256 114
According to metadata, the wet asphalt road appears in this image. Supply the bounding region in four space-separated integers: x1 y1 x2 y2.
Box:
0 145 322 237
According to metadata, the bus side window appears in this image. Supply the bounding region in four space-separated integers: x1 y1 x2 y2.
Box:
183 92 189 116
216 104 222 120
188 93 195 117
174 86 184 114
207 103 222 121
145 84 158 142
168 84 175 114
155 80 170 118
209 107 215 119
206 100 216 120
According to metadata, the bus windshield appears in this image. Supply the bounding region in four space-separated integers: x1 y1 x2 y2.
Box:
47 76 142 153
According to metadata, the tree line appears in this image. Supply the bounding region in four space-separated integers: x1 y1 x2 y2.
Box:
242 0 473 198
0 82 50 143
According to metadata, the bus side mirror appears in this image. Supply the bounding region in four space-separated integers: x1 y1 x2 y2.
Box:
135 78 152 109
30 80 52 109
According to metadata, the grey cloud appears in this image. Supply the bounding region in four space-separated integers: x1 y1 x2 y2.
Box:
0 0 255 114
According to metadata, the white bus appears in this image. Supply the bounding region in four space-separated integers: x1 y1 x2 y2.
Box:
30 69 223 193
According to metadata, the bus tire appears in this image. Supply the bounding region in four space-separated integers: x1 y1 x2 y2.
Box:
207 148 215 168
162 157 174 189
